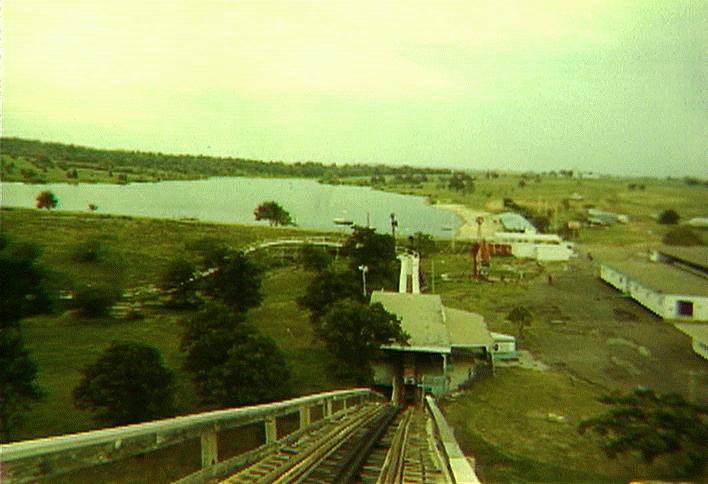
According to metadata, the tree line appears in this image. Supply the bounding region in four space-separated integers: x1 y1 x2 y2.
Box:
2 137 452 181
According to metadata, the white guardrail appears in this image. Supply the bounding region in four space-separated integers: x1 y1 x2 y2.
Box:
0 389 384 483
425 395 482 484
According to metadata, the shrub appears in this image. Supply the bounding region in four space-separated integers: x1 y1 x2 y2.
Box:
301 244 333 271
658 209 680 225
71 285 121 318
71 239 104 263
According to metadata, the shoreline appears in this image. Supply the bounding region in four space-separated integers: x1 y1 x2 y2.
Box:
435 203 496 239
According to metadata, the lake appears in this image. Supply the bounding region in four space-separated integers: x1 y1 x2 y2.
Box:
0 178 461 237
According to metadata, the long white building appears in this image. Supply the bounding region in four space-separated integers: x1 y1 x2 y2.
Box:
600 246 708 321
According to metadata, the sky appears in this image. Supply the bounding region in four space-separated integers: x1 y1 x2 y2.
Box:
2 0 706 177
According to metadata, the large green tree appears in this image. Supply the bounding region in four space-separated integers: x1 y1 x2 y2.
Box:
254 201 294 226
316 299 407 384
160 257 199 308
180 304 290 407
341 226 398 289
73 342 175 426
0 237 49 441
297 268 363 323
202 252 263 313
579 388 708 478
0 328 43 442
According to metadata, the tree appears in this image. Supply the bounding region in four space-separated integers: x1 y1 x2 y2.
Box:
447 172 475 194
1 241 51 324
0 238 49 441
300 244 333 271
508 306 533 339
579 388 708 478
71 285 121 318
0 328 43 442
202 252 263 313
254 201 294 226
73 342 175 425
35 190 58 210
298 268 363 323
658 209 680 225
341 226 398 290
315 299 408 384
160 257 199 308
180 304 290 406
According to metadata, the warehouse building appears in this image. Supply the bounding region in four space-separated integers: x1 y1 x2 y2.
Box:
600 246 708 321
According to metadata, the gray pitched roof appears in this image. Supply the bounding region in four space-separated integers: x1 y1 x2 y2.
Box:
371 292 450 351
370 291 493 352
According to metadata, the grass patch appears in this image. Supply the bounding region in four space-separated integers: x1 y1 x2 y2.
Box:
442 368 664 483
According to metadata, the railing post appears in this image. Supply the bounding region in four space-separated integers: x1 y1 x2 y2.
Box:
265 416 277 444
299 405 311 429
200 429 218 468
325 400 333 417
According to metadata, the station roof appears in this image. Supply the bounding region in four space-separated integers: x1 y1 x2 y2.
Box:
445 308 494 348
370 291 493 353
603 261 708 297
657 245 708 271
371 292 450 352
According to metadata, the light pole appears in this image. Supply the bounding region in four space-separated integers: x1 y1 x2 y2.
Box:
358 264 369 297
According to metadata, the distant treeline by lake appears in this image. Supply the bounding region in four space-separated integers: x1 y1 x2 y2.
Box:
1 137 453 184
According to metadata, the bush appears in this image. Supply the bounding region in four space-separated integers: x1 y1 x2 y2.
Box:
73 342 175 425
71 285 121 318
301 244 333 271
663 227 703 246
71 239 104 263
658 209 680 225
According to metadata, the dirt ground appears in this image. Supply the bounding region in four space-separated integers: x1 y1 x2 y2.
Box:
509 244 708 402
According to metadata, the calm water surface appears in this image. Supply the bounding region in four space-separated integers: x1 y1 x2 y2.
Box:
1 177 460 237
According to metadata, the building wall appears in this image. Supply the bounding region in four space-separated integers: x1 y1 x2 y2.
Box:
511 243 536 259
601 265 708 321
535 244 572 261
600 265 628 292
662 295 708 321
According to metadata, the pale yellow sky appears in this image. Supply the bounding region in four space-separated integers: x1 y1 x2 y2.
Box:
2 1 706 176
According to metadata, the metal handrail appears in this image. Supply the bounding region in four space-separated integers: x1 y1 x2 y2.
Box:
1 388 383 482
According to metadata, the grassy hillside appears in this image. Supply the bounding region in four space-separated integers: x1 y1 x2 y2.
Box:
1 208 342 441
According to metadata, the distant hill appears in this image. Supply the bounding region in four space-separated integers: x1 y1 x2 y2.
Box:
0 137 451 184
